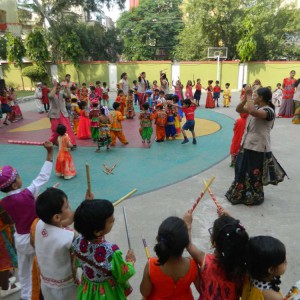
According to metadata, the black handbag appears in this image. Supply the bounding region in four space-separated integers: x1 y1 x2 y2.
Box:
262 152 288 186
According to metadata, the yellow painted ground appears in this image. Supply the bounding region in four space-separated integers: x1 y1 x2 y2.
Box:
9 118 51 132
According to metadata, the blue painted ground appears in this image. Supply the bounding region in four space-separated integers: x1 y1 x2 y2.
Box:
0 109 233 209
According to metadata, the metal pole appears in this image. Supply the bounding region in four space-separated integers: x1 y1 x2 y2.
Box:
217 55 220 83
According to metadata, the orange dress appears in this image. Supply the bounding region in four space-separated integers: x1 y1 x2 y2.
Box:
55 134 76 179
116 96 127 115
110 111 128 145
146 257 198 300
153 110 167 141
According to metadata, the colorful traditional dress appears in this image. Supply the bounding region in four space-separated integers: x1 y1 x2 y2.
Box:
205 85 215 108
292 84 300 124
79 87 89 102
175 86 183 101
153 109 167 142
110 111 128 146
70 103 80 135
194 84 202 104
55 133 76 179
89 108 100 140
139 110 153 142
98 115 111 150
72 236 135 300
165 107 177 139
116 96 126 116
278 77 296 118
9 96 23 122
147 257 198 300
77 110 91 139
223 88 231 107
126 95 135 119
185 85 193 99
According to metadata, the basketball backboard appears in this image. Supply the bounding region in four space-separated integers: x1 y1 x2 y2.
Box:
207 47 228 59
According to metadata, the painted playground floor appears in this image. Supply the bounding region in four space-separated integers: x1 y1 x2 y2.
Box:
0 106 234 208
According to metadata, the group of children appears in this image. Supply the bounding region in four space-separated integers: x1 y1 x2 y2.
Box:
0 87 23 126
0 145 298 300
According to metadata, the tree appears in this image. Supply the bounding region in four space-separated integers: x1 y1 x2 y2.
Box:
0 37 7 60
22 65 48 85
25 29 49 68
117 0 184 60
6 33 26 89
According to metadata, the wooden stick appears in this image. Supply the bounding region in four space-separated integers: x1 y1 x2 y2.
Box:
202 178 221 209
142 236 150 259
85 162 91 197
8 140 44 146
113 189 137 207
123 207 131 249
191 176 215 212
52 182 60 188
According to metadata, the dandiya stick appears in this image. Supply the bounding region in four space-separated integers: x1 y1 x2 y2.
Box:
113 189 137 207
52 182 60 188
191 176 215 212
85 162 92 197
202 178 221 209
123 207 131 249
8 140 44 146
142 236 150 259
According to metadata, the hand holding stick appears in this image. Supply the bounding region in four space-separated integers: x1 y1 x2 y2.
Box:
202 178 221 210
113 189 137 207
123 207 131 249
142 236 150 259
85 162 92 198
191 176 215 212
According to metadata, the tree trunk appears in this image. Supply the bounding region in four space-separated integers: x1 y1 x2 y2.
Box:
19 65 25 90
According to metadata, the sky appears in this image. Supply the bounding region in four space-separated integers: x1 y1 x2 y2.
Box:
102 0 130 22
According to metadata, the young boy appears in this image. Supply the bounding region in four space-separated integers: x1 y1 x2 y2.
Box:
153 103 167 142
223 83 231 108
157 90 166 107
272 83 283 107
110 102 129 146
213 80 221 107
132 80 139 105
34 188 77 300
152 88 160 109
139 102 153 144
102 82 110 107
95 81 103 105
174 99 197 144
0 142 54 300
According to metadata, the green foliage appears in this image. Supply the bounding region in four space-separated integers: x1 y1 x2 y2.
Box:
6 33 26 67
0 37 7 60
22 65 49 83
25 29 49 67
176 0 300 61
117 0 184 60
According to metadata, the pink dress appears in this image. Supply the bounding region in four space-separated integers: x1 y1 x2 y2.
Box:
77 110 91 139
185 86 193 99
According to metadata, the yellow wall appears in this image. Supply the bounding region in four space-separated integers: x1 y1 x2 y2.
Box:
2 63 32 89
116 61 172 86
247 62 300 89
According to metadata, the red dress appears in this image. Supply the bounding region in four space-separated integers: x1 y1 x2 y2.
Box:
116 96 126 115
230 114 248 158
41 87 50 104
147 257 198 300
77 110 91 139
205 86 215 108
198 254 243 300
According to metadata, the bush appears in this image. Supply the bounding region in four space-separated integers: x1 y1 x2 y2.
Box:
22 65 49 83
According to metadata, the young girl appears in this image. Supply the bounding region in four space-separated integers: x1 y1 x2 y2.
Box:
55 124 76 179
72 199 136 299
173 94 182 137
89 86 99 108
165 103 177 140
70 98 81 135
242 236 287 300
185 80 195 100
42 83 50 113
8 88 23 122
79 83 89 102
223 83 231 107
185 210 249 300
152 80 159 92
126 89 136 119
77 101 91 139
115 89 126 116
173 80 184 101
0 88 12 125
139 102 153 144
272 83 283 108
205 80 215 108
140 216 200 299
96 106 111 152
102 82 110 107
153 103 167 142
89 100 100 141
194 79 202 106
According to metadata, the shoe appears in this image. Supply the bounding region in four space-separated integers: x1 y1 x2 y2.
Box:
192 138 197 144
181 138 189 144
0 282 21 298
142 140 145 143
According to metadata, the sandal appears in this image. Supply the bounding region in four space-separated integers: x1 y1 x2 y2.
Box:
0 282 21 298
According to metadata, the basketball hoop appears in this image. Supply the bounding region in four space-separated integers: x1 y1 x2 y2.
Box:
207 47 228 82
6 23 22 37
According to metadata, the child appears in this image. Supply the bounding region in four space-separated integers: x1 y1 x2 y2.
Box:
176 99 197 144
96 106 111 152
173 94 183 137
145 89 153 111
34 82 44 113
70 86 78 103
133 80 139 105
185 80 195 100
70 98 81 135
77 101 91 139
116 89 126 116
95 80 103 105
8 88 23 122
230 113 249 166
152 80 159 92
173 79 184 101
110 102 129 146
42 83 50 113
153 103 167 142
102 82 110 107
205 80 215 108
55 124 76 179
89 100 100 141
79 83 88 102
223 83 231 107
89 86 99 108
0 142 53 300
0 88 12 125
152 88 160 108
213 80 221 107
165 103 177 140
242 236 287 300
272 83 283 107
139 102 153 144
194 79 202 106
157 90 166 107
126 89 136 119
35 188 77 299
140 216 200 299
185 210 249 300
72 199 136 299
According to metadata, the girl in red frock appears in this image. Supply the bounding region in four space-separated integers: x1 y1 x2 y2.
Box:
77 101 91 139
205 80 215 108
